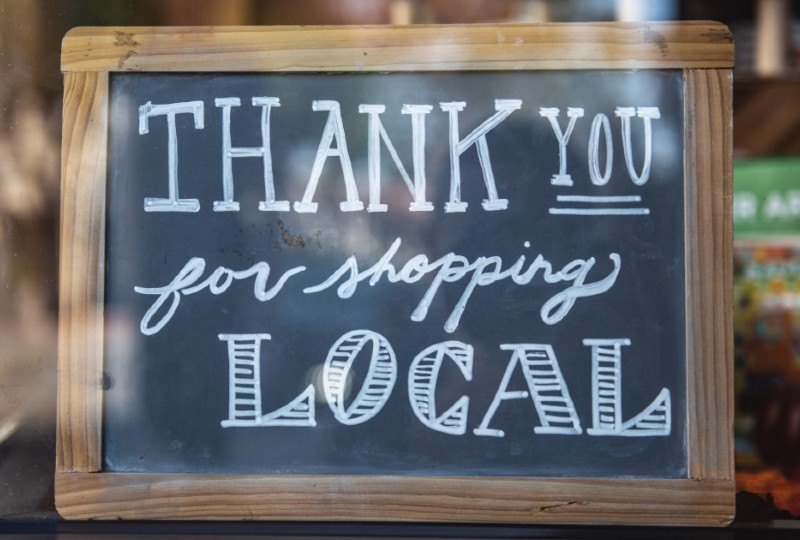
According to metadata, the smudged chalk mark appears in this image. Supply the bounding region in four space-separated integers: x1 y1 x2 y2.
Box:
277 219 305 248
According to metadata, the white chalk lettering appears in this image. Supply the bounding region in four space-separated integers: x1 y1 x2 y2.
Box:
295 100 363 213
588 113 613 186
214 97 289 212
408 341 473 435
138 100 204 212
539 107 584 187
205 331 674 438
133 98 671 214
219 332 269 426
403 105 435 211
549 195 651 216
439 100 521 212
584 339 671 436
134 257 306 335
136 240 620 336
615 106 660 186
360 104 434 212
324 330 397 425
218 333 316 427
474 344 582 437
302 238 621 332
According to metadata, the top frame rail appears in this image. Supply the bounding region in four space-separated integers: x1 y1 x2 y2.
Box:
61 22 734 73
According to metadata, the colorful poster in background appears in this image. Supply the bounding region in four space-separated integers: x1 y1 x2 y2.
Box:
733 158 800 474
734 157 800 379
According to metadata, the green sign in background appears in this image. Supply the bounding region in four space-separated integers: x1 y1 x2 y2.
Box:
734 158 800 237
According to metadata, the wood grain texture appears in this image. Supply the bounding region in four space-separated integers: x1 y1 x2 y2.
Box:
684 69 734 481
61 22 734 73
55 473 734 525
57 71 108 473
55 26 735 524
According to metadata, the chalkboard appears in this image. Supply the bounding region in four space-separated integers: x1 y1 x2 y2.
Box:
103 70 686 478
57 24 734 525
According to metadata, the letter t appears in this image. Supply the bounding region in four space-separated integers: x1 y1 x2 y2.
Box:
139 100 205 212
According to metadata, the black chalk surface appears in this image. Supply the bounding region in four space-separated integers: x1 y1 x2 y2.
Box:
103 71 686 478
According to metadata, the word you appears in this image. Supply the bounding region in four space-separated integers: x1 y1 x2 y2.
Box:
218 330 671 438
138 98 661 214
134 237 621 335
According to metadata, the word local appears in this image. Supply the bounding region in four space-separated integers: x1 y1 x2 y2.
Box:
138 98 661 213
218 330 671 438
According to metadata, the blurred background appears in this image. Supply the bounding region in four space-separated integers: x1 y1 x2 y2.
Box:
1 0 800 524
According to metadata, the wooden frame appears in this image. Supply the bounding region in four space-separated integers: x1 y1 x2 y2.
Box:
58 23 734 525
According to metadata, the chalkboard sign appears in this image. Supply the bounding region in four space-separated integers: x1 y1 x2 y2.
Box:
58 24 734 525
